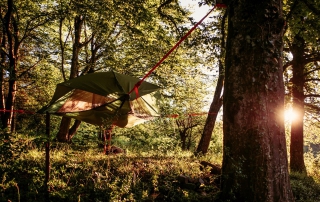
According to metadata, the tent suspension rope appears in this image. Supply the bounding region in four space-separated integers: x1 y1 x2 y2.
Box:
128 3 226 97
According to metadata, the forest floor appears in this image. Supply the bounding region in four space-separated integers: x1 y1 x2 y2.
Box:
1 134 320 202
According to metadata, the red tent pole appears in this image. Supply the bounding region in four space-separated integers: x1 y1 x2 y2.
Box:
45 112 50 201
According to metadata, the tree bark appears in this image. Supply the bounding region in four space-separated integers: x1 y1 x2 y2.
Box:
290 35 306 173
196 10 227 155
196 61 223 154
56 118 81 142
180 132 187 150
0 16 7 126
1 0 18 132
56 117 72 142
220 1 294 201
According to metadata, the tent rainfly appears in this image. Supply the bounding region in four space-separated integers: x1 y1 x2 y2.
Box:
38 71 160 127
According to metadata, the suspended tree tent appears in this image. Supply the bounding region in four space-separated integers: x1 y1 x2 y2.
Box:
37 71 160 200
38 71 160 127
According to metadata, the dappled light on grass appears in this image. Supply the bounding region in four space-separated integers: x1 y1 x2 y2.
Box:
1 133 320 201
0 135 221 201
21 149 43 160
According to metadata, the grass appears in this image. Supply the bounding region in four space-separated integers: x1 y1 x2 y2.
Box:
1 134 220 202
1 132 320 201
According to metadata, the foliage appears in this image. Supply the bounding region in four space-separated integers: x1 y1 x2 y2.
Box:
290 171 320 202
0 133 221 202
0 132 29 165
1 131 320 202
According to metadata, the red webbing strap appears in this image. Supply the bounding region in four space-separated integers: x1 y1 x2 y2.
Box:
128 4 222 96
216 4 227 8
0 109 35 114
167 112 218 118
133 80 142 99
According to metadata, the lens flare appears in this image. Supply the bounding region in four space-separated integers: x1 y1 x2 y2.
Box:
284 108 298 122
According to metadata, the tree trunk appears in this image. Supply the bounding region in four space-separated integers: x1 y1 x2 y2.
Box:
176 117 198 151
0 23 6 126
178 127 187 151
56 117 72 142
68 119 81 140
196 10 227 155
5 73 17 132
56 118 81 142
56 16 84 142
0 71 4 127
196 61 223 154
220 1 294 201
186 130 192 150
2 0 18 132
180 133 187 150
290 35 306 173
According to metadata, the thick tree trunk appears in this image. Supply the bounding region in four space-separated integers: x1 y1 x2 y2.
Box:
196 61 223 154
56 118 81 142
56 117 72 142
220 1 294 201
68 119 81 139
290 35 306 173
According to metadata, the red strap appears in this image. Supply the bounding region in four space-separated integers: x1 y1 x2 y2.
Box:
166 112 218 118
168 114 179 118
133 80 142 98
216 4 227 8
0 109 34 114
128 5 221 96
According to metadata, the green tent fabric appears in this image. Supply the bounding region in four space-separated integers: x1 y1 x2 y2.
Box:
38 71 160 127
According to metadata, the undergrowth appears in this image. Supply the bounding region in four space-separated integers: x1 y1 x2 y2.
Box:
0 133 220 202
0 132 319 202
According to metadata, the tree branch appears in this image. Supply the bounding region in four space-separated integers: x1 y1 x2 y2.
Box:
304 102 320 112
304 78 320 82
302 0 320 16
304 63 320 76
157 0 181 36
304 94 320 98
304 55 320 64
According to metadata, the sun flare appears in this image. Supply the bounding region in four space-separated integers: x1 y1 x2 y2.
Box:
284 108 298 122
